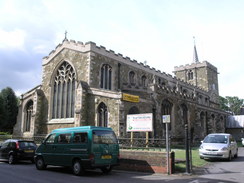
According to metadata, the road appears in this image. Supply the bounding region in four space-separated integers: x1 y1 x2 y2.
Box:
0 148 244 183
192 147 244 183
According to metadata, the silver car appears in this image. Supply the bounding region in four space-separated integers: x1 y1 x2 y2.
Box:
199 133 238 161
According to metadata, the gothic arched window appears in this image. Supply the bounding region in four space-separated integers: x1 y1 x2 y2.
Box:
98 102 108 127
24 100 33 132
200 111 205 128
162 99 172 115
141 75 147 87
162 99 173 130
100 64 112 90
181 104 188 124
52 61 76 119
129 71 135 85
187 70 194 80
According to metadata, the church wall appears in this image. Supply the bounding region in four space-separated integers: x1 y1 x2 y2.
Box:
195 67 208 90
174 70 185 82
15 40 229 144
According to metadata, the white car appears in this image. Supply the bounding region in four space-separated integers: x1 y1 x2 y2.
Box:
199 133 238 161
242 138 244 146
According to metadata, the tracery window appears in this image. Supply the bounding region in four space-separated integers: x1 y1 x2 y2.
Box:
100 64 112 90
98 102 108 127
52 61 76 119
129 71 135 85
162 99 172 116
24 100 33 132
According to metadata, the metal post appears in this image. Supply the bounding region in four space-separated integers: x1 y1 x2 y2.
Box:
130 132 133 148
185 124 190 174
166 123 170 175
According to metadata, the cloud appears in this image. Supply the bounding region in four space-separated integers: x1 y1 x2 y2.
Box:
0 29 26 50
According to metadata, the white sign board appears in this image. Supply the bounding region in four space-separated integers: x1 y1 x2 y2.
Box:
126 113 153 132
162 115 171 123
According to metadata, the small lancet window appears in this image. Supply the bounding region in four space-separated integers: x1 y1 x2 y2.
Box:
129 71 136 85
187 70 194 80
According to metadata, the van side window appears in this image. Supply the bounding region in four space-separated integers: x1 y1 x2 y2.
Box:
73 133 87 143
45 134 56 144
93 130 117 144
57 133 71 144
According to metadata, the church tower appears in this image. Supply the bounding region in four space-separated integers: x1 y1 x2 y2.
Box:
173 38 219 103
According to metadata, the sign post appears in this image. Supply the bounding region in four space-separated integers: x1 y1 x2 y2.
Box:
162 115 170 175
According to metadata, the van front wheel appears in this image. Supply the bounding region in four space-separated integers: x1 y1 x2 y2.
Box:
72 160 84 176
101 165 112 174
35 157 46 170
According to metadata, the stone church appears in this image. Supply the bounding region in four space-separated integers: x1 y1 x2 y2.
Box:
13 38 228 143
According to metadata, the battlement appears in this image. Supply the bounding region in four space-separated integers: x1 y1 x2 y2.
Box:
174 60 217 72
42 39 209 95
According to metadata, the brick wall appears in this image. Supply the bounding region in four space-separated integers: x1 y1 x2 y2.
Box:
115 149 175 174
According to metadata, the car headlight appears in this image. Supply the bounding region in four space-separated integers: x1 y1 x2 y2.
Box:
221 147 228 151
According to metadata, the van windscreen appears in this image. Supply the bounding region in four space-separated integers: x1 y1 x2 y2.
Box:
93 130 117 144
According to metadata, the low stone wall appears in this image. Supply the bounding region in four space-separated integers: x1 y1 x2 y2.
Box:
115 149 175 174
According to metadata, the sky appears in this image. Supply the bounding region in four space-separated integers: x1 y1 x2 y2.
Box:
0 0 244 99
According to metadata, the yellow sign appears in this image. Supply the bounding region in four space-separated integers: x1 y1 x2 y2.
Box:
122 93 139 103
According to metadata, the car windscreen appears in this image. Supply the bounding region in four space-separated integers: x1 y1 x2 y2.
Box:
93 130 118 144
203 135 228 144
19 141 37 148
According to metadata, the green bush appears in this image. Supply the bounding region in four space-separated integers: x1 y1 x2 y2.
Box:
0 132 11 135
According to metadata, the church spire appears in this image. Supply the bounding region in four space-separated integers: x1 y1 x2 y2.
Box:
193 36 199 63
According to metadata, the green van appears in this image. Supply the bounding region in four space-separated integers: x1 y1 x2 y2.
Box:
35 126 119 175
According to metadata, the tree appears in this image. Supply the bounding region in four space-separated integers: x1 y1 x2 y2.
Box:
0 95 5 130
226 96 244 115
0 87 19 132
219 96 229 111
219 96 244 115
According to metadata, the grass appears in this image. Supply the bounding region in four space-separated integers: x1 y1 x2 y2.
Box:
173 147 208 173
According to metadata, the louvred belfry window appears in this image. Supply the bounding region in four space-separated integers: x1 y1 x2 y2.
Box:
52 61 76 119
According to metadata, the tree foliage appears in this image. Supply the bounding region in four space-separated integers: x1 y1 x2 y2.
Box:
0 87 19 133
219 96 244 115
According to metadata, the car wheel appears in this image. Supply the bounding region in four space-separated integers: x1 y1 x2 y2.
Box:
101 165 112 174
228 151 232 161
72 160 84 176
8 154 15 164
35 157 46 170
